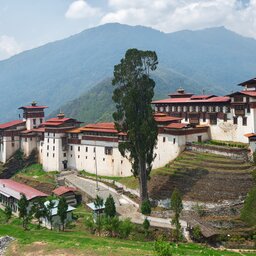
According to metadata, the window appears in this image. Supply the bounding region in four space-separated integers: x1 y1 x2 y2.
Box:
71 154 73 158
93 147 96 153
11 136 14 141
233 116 237 125
78 155 80 159
185 113 188 122
86 156 87 159
25 138 27 142
85 147 88 152
243 117 247 126
30 137 32 141
173 138 176 144
206 106 209 112
47 138 49 143
163 137 166 143
78 146 80 152
210 115 217 125
40 118 43 123
33 119 36 125
47 145 49 150
226 107 231 113
247 106 251 113
103 158 105 161
93 157 95 160
203 113 206 122
121 160 123 164
63 153 66 157
53 139 55 144
53 153 55 158
199 106 202 112
105 147 113 155
53 146 55 151
112 159 114 163
47 153 49 157
12 142 15 147
192 106 196 112
70 145 73 151
219 106 223 112
212 106 216 112
224 114 227 122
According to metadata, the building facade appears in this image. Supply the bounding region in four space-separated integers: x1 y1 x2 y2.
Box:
0 77 256 177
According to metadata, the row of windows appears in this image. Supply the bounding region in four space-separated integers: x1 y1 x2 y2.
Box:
69 154 124 164
162 137 176 144
157 105 231 113
233 116 247 126
70 146 113 155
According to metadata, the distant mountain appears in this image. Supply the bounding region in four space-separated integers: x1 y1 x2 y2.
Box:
1 23 256 122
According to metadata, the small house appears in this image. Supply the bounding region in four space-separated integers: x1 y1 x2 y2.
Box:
52 186 77 206
87 202 105 221
42 199 75 229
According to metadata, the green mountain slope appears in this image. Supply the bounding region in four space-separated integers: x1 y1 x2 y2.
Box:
1 23 256 121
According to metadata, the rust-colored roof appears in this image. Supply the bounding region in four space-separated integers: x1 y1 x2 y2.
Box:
0 179 47 200
191 95 215 100
0 120 25 130
80 122 118 133
19 106 48 110
165 123 189 129
52 186 77 196
244 133 256 138
154 116 182 122
152 96 230 104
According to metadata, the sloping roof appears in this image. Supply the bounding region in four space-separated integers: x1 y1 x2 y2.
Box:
227 90 256 97
19 106 48 110
41 117 81 127
165 123 189 129
190 95 215 100
152 96 230 104
244 133 256 138
0 120 25 130
80 122 118 134
52 186 77 196
0 179 47 200
154 115 182 123
238 78 256 87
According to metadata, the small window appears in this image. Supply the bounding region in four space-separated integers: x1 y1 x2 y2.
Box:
86 156 88 159
71 154 73 158
12 142 15 147
78 146 80 152
93 147 96 153
233 117 238 125
243 117 247 126
25 138 27 142
63 153 66 157
53 153 55 158
11 136 14 141
163 137 166 143
47 138 49 143
112 159 114 163
105 147 113 155
86 147 88 152
70 145 73 151
47 145 49 150
103 158 105 161
173 138 176 144
227 107 231 113
203 113 206 122
121 160 123 164
78 155 80 159
40 118 43 123
247 106 251 113
224 114 227 122
33 119 36 125
53 146 55 151
93 157 95 160
219 106 223 112
53 139 55 144
47 153 49 157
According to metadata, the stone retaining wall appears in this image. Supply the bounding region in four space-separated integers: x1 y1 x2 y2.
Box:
186 143 249 161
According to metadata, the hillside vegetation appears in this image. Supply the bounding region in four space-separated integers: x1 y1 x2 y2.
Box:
2 23 256 122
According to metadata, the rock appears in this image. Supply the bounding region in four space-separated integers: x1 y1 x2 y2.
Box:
0 236 14 256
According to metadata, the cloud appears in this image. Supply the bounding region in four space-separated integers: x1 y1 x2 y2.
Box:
0 35 21 60
98 0 256 39
65 0 101 19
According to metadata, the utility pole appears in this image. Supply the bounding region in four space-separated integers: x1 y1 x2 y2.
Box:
94 141 99 191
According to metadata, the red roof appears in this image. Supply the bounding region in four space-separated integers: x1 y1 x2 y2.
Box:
244 133 256 138
52 186 77 196
165 123 189 129
190 95 215 100
152 96 230 104
19 106 48 110
0 179 47 200
80 122 118 133
154 115 182 123
0 120 25 130
41 117 80 127
240 91 256 97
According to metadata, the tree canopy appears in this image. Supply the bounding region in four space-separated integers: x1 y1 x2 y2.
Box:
112 48 158 203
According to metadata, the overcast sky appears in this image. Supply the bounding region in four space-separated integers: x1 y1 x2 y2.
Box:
0 0 255 60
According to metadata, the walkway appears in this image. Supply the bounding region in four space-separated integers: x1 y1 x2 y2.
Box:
62 174 190 240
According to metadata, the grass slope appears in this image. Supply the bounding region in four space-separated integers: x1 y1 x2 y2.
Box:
0 209 253 256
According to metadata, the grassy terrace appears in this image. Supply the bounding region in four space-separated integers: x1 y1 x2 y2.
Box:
11 164 57 194
194 140 248 149
0 209 254 256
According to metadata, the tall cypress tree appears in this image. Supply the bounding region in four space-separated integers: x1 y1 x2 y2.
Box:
112 48 158 204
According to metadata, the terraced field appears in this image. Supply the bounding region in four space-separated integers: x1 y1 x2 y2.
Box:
148 151 255 202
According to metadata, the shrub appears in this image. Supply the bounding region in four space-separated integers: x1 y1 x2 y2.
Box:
191 225 203 242
85 214 95 234
118 218 134 238
141 200 151 215
241 187 256 226
4 205 12 223
193 203 206 217
103 216 120 237
154 240 172 256
143 218 150 237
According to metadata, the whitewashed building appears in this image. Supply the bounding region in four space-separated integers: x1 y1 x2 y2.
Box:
0 77 256 176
